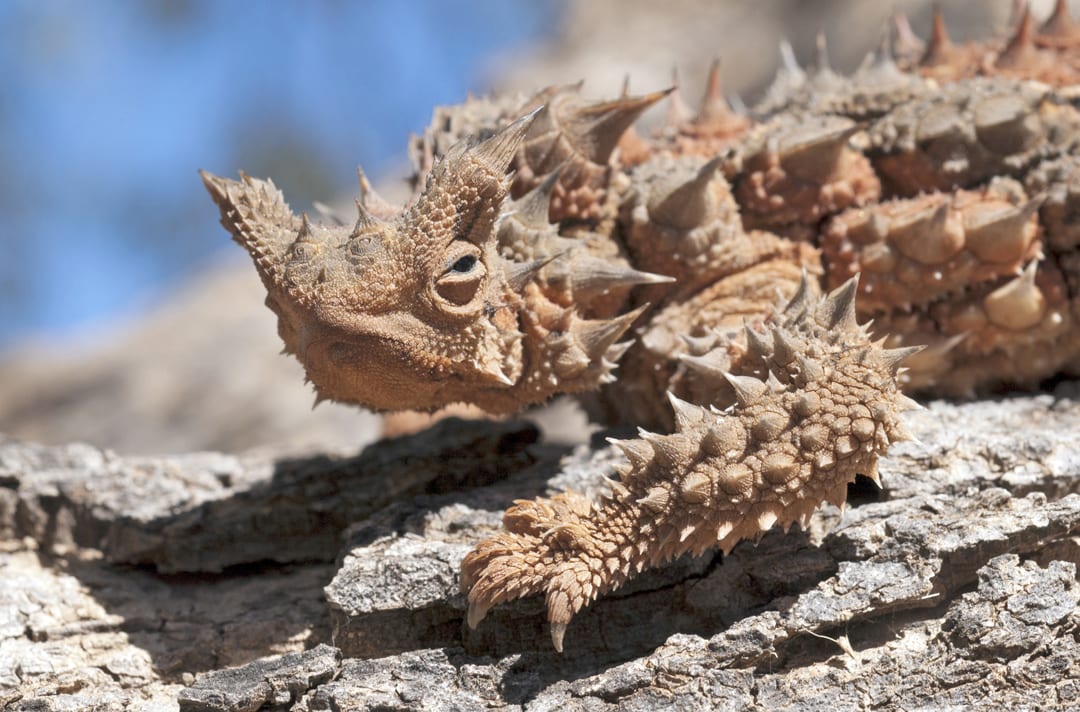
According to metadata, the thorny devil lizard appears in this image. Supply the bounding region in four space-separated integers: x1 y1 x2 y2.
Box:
201 5 1080 651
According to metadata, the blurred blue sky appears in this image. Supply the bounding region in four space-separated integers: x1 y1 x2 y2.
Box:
0 0 558 347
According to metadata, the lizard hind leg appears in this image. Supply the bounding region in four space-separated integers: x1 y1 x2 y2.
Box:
460 274 922 651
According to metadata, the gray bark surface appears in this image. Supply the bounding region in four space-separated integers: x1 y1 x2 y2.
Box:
2 385 1079 710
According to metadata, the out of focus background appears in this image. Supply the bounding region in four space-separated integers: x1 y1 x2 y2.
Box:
0 0 1044 454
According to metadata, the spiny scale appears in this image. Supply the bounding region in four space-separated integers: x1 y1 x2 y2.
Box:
202 3 1080 653
461 278 920 651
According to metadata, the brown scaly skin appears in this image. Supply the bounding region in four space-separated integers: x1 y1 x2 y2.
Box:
203 113 660 415
202 6 1080 650
462 277 920 651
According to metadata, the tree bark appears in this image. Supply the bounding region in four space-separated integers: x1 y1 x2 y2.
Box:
2 385 1079 710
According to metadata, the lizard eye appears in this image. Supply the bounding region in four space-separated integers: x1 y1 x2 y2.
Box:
434 243 486 311
450 254 478 273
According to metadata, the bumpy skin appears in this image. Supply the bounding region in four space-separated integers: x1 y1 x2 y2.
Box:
203 6 1080 649
203 114 654 415
461 277 920 651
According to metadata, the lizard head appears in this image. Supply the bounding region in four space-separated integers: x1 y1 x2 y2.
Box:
200 114 539 413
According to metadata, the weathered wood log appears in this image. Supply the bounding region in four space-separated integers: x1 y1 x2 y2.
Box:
2 385 1079 710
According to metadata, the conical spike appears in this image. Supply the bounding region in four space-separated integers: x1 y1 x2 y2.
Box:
681 332 717 355
891 11 925 61
896 393 923 412
783 269 813 318
356 166 397 219
568 255 675 293
765 370 784 392
664 66 694 127
820 276 859 331
890 199 955 264
963 197 1042 263
667 391 705 430
574 305 647 356
513 166 563 227
780 39 804 78
939 332 967 355
728 91 748 116
814 31 832 73
722 372 769 406
922 4 954 65
680 471 711 504
607 477 631 499
297 211 313 241
983 260 1047 330
698 58 733 125
796 353 823 382
1042 0 1079 40
353 198 377 233
604 340 633 364
998 2 1037 67
637 484 671 512
482 360 515 387
771 327 799 365
869 20 899 74
607 437 653 470
471 107 542 173
680 352 729 381
744 324 773 363
778 122 856 166
761 39 807 109
888 420 917 444
651 155 723 229
312 201 346 226
879 345 926 375
504 254 559 291
567 89 672 164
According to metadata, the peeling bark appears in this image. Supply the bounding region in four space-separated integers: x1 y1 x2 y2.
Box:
1 386 1079 710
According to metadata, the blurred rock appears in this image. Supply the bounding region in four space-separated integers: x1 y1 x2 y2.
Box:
0 262 380 456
